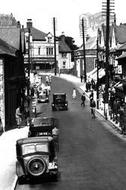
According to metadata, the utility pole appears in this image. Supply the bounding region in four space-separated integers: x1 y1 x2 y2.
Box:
105 0 110 104
82 18 87 83
96 37 99 109
102 0 115 119
27 19 32 96
53 17 57 76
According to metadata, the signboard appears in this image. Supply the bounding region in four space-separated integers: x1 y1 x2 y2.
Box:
0 59 5 129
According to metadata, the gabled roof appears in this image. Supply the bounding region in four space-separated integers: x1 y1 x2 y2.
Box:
59 35 71 53
78 36 97 50
25 27 47 41
0 37 16 56
0 26 22 50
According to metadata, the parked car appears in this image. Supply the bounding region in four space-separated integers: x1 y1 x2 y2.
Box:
28 117 58 137
52 93 68 111
16 137 59 183
38 89 49 103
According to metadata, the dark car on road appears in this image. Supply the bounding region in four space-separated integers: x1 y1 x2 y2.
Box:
28 117 58 137
16 137 59 183
51 93 68 111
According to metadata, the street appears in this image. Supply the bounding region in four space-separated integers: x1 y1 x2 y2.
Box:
16 76 126 190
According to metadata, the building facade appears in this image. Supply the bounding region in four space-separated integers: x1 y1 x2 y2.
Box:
0 14 25 131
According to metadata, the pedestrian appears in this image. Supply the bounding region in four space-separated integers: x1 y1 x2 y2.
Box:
24 106 30 126
15 106 22 128
89 90 94 99
90 98 96 119
52 127 59 154
118 105 125 134
81 92 86 107
72 88 77 99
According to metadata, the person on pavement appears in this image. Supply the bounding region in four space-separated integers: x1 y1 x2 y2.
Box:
90 97 96 119
15 106 22 128
72 88 77 99
81 92 86 107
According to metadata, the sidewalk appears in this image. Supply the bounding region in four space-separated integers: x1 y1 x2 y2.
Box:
0 127 29 190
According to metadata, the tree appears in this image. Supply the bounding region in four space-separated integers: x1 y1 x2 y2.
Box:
65 36 78 61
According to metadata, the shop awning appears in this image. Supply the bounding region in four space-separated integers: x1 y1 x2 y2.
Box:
87 68 105 82
114 82 123 91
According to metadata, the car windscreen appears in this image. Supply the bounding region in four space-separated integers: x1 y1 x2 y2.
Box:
54 95 66 102
22 143 48 155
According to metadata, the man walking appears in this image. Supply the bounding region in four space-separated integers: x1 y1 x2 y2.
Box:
90 98 96 119
81 93 86 107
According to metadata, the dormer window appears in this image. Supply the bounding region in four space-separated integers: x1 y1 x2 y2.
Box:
47 36 52 43
62 53 67 58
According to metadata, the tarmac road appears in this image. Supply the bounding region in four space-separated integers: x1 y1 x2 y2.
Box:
16 76 126 190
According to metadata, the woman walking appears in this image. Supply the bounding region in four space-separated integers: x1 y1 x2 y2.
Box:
72 88 77 99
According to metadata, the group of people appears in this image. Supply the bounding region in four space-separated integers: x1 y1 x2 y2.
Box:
86 79 96 92
72 87 96 119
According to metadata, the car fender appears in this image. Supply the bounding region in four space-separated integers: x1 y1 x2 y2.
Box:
16 161 25 177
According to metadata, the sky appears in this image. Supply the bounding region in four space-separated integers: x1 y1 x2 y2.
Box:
0 0 126 45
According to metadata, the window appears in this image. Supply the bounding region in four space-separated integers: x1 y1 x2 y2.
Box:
47 36 52 43
38 47 41 55
63 61 66 69
62 53 67 58
46 47 53 56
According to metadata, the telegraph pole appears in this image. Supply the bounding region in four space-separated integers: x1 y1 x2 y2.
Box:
53 17 57 76
96 37 99 109
102 0 115 119
105 0 110 104
82 18 87 83
27 19 32 96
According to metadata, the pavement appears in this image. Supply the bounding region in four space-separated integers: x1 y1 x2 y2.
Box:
0 73 125 190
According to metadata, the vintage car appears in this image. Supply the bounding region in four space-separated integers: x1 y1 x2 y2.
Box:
38 89 49 103
16 137 59 183
51 93 68 111
28 117 58 137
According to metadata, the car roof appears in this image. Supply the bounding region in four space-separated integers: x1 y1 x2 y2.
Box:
53 93 66 95
32 117 54 126
16 136 53 146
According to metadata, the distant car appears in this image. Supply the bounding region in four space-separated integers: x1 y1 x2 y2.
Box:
38 89 49 103
52 93 68 111
28 117 58 137
16 137 59 183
